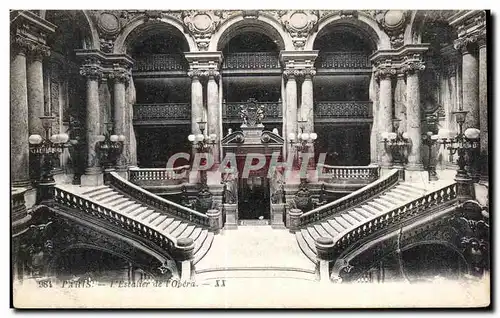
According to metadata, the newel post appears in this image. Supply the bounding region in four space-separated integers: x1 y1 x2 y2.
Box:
315 236 335 283
288 208 303 232
173 237 195 281
207 208 222 233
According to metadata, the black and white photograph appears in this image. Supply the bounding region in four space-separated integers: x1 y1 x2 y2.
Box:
9 7 491 308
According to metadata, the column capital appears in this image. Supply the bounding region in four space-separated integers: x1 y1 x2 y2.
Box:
374 64 397 80
11 34 31 56
206 69 220 80
27 42 50 61
188 69 208 80
401 54 425 75
79 58 103 81
108 64 132 84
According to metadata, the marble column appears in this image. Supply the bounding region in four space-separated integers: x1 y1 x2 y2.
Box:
394 71 407 132
369 72 378 165
189 70 204 134
284 70 298 155
111 67 130 171
460 44 479 128
404 61 425 170
478 36 488 180
301 69 315 132
27 44 49 135
207 70 220 163
127 76 138 167
377 70 394 167
301 69 316 168
80 61 103 186
11 37 31 187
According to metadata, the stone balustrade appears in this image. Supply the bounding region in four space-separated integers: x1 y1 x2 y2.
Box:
299 169 400 226
316 51 371 69
331 183 458 259
129 166 190 186
318 164 380 181
108 172 210 227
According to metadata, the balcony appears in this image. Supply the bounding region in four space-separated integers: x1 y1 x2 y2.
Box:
222 52 280 72
133 103 191 124
223 101 282 121
315 52 371 72
314 101 372 121
132 54 187 73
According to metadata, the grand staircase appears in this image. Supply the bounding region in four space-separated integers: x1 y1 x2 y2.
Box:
54 172 214 265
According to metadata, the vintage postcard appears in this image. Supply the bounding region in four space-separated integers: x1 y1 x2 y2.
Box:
10 9 490 308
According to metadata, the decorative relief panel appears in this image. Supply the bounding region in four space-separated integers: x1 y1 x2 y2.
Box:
278 10 319 50
373 10 409 49
181 11 227 51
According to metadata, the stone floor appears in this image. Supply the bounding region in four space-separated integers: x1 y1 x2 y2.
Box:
195 225 315 271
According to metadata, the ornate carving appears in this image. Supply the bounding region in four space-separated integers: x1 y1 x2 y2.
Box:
108 64 131 83
374 10 409 49
279 10 319 50
454 27 487 53
374 62 397 80
182 11 224 51
187 69 209 79
28 43 50 61
79 59 103 80
240 98 264 126
401 54 426 75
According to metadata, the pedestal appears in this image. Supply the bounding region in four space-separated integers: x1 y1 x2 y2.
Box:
81 172 104 187
270 203 286 229
223 203 238 229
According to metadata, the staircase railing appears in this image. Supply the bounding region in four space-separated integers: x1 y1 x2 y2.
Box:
53 186 178 252
129 165 190 185
317 164 380 181
108 172 209 227
299 169 400 226
332 183 458 259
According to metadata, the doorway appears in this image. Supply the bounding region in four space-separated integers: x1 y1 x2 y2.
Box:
238 176 270 220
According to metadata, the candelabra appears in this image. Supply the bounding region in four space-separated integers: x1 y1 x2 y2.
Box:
289 120 317 183
437 110 480 201
422 131 440 181
28 116 69 202
188 121 217 154
381 118 411 170
187 121 217 212
97 123 126 171
68 125 85 185
28 116 69 186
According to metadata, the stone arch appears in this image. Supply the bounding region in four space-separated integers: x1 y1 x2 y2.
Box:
307 14 391 51
211 14 290 51
43 10 100 50
47 243 179 279
114 15 197 54
405 10 426 45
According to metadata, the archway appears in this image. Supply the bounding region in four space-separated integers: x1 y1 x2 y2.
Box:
44 10 96 183
50 246 160 283
312 25 375 166
125 24 192 168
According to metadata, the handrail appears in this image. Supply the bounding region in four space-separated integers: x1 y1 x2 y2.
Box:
333 183 458 259
108 172 209 227
299 169 400 226
53 186 178 251
129 165 190 183
317 164 380 180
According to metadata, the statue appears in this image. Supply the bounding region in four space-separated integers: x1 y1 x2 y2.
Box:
270 167 285 204
222 171 237 204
